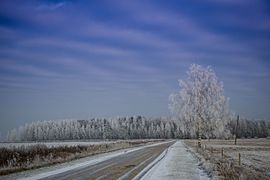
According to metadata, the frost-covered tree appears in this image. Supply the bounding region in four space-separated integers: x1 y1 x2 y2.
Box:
169 64 230 140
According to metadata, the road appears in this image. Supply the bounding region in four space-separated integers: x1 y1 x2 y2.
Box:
40 141 175 180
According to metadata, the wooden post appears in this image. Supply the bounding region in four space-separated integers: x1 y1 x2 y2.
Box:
221 148 224 158
234 115 239 145
238 153 241 166
103 119 107 140
198 117 202 148
211 147 213 153
198 138 201 148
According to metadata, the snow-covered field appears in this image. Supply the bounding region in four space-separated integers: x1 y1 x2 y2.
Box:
185 138 270 179
227 150 270 172
0 140 117 148
0 139 159 149
201 139 270 172
210 139 270 175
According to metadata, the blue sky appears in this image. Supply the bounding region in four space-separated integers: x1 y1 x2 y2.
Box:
0 0 270 136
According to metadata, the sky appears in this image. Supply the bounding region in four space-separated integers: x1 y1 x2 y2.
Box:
0 0 270 137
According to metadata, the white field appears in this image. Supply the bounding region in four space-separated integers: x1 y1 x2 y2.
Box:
0 141 116 148
186 138 270 176
0 139 160 149
227 150 270 173
202 138 270 173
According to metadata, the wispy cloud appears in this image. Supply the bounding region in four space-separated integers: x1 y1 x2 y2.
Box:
37 1 66 11
1 61 59 77
19 37 135 57
111 0 268 56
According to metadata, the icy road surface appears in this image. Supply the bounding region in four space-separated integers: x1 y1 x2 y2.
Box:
140 141 210 180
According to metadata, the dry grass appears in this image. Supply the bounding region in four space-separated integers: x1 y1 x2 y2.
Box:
0 139 163 176
184 138 270 180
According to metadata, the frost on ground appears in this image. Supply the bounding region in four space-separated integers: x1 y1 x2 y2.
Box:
185 138 270 180
0 139 162 176
0 139 160 150
141 140 209 180
0 139 159 148
227 150 270 173
202 139 270 175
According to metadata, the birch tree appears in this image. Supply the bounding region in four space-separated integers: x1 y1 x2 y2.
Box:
169 64 230 140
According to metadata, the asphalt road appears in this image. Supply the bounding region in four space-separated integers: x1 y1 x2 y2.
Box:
43 141 175 180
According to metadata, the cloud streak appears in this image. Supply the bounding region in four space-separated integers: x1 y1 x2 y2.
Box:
37 2 66 11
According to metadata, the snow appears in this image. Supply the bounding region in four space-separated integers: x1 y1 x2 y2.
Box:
227 150 270 173
139 140 210 180
0 140 118 148
1 141 173 180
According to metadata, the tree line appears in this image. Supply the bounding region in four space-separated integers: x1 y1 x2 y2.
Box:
229 118 270 138
7 116 182 142
6 116 270 142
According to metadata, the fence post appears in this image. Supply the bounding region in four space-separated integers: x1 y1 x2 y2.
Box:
198 118 201 148
221 148 224 158
234 115 239 145
238 153 241 166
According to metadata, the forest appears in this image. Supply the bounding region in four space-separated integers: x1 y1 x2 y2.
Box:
7 116 270 142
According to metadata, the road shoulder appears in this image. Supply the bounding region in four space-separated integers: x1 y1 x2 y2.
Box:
140 140 210 180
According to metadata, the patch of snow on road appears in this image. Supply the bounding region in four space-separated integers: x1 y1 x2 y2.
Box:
140 141 209 180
